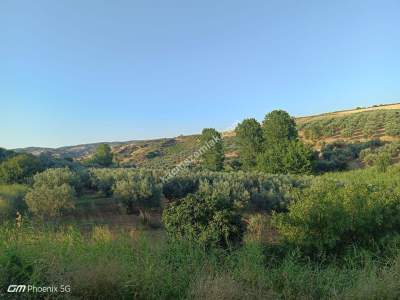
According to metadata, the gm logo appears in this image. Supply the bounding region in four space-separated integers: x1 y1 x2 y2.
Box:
7 285 27 293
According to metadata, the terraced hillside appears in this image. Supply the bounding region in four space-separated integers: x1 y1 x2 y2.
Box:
15 103 400 168
298 108 400 145
108 105 400 168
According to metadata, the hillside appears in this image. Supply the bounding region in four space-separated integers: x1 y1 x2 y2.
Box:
14 103 400 168
295 102 400 125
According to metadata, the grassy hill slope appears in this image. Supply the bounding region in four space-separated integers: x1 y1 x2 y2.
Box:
14 103 400 168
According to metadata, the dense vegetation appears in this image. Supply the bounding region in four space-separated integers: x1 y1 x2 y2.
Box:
2 107 400 298
234 110 314 175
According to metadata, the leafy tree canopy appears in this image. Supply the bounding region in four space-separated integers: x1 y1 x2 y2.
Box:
262 110 298 145
235 118 264 169
92 144 113 167
200 128 224 171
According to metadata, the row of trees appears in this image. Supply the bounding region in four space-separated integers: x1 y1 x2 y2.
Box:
18 167 304 246
199 110 400 174
0 143 114 186
197 110 313 174
235 110 313 174
7 155 400 253
301 110 400 140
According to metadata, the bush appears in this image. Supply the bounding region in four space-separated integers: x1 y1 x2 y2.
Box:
163 193 245 248
273 178 400 256
257 141 313 175
163 179 249 248
162 175 198 201
360 141 400 170
283 141 313 174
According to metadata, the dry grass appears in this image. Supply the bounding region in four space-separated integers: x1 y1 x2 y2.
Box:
296 103 400 125
188 273 274 300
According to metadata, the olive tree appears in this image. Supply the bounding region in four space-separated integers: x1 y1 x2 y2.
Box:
113 171 161 216
25 168 77 219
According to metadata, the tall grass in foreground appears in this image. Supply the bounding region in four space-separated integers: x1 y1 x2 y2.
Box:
1 223 400 299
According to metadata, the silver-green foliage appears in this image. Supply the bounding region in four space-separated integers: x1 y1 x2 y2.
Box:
112 170 161 214
25 168 77 219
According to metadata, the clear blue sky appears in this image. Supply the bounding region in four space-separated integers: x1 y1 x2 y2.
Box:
1 0 399 149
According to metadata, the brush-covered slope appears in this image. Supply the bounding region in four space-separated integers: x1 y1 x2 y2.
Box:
14 103 400 168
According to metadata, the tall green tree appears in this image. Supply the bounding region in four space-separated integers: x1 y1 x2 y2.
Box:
235 118 264 169
200 128 224 171
257 110 313 174
92 144 113 167
262 110 297 145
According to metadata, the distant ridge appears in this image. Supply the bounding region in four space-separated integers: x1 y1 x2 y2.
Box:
13 102 400 167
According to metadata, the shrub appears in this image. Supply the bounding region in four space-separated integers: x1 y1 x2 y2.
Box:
273 178 400 256
162 175 198 201
256 143 287 174
257 141 313 175
163 193 245 248
163 179 249 248
283 141 313 174
360 141 400 169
